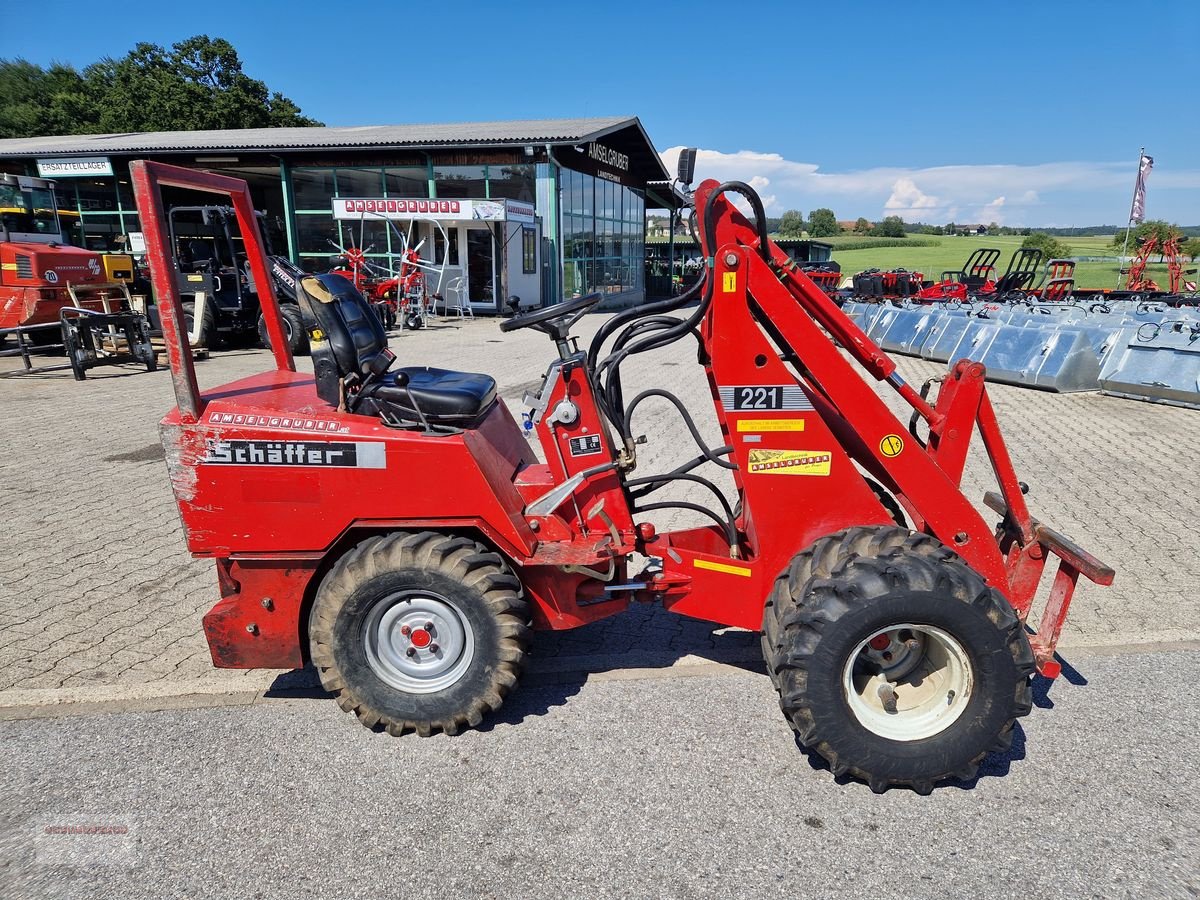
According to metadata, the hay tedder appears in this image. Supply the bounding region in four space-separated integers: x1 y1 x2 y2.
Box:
135 160 1113 793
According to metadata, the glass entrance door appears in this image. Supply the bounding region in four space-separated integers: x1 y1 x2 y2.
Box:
466 227 496 309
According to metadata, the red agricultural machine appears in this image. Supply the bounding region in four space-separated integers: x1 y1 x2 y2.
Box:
1124 234 1197 294
913 248 1044 303
0 172 135 338
135 160 1113 793
330 242 435 330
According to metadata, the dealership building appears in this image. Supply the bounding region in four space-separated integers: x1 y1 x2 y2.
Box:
0 116 674 312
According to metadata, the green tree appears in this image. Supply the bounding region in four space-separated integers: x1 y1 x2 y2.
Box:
0 36 320 139
874 215 906 238
1110 220 1178 252
807 207 838 237
853 216 871 234
1182 238 1200 260
0 59 94 138
1021 232 1073 260
778 209 805 237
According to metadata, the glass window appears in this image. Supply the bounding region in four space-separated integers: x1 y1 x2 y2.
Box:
522 227 536 274
385 167 428 198
295 213 339 254
434 228 460 267
489 164 535 202
335 167 383 198
79 214 123 251
292 168 336 209
338 217 389 254
75 178 119 213
434 165 486 199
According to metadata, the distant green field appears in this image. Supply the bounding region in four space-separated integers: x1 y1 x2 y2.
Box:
823 233 1162 290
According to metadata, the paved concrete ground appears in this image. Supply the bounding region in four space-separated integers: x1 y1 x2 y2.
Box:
1 647 1197 899
0 313 1197 702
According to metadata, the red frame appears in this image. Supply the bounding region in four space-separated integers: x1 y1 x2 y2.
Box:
132 164 1113 679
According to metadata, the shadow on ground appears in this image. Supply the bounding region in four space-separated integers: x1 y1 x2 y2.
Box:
262 602 764 727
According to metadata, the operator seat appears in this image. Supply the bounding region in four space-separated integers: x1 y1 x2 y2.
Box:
188 240 214 272
296 273 497 425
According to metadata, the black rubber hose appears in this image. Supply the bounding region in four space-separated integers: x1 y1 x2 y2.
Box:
623 388 736 470
626 472 736 526
633 501 736 549
587 267 706 370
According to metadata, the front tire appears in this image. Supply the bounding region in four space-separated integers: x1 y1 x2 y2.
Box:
309 532 530 736
181 300 216 349
762 528 1034 793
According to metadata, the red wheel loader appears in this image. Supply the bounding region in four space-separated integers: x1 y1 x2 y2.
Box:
0 172 134 336
134 161 1113 793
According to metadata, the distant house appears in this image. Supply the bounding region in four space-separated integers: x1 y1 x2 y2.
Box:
837 220 859 233
952 224 988 236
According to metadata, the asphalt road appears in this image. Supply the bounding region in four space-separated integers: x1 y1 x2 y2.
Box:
1 647 1197 900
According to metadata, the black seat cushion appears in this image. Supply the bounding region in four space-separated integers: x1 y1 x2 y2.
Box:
356 366 497 423
294 273 497 425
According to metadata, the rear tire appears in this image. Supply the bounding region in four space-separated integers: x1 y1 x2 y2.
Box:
762 527 1034 793
257 304 309 355
309 532 530 736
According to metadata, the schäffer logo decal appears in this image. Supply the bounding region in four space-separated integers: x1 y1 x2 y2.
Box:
201 439 385 468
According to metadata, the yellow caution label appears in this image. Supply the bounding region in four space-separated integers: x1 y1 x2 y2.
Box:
693 558 752 577
736 419 805 433
722 272 737 292
747 449 832 476
879 434 905 458
1 263 16 271
186 274 204 282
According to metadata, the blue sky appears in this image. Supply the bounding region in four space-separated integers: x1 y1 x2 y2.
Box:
4 0 1196 226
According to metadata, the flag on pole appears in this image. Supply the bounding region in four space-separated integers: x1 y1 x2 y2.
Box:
1130 153 1154 224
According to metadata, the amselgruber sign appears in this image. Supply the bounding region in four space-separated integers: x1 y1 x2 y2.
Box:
36 157 114 178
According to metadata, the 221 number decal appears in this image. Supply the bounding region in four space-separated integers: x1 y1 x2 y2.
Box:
734 386 783 410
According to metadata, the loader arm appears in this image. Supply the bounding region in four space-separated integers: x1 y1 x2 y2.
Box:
693 180 1113 675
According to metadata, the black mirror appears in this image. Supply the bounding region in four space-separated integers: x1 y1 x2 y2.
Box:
677 148 697 186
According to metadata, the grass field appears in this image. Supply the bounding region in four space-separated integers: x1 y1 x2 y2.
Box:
821 233 1167 290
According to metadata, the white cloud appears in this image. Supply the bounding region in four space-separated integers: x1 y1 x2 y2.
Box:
657 146 1200 225
885 178 939 212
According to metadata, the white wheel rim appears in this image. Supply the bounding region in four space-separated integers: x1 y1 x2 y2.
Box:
842 623 974 742
363 592 475 694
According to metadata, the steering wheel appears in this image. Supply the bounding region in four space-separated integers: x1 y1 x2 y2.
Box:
499 292 602 336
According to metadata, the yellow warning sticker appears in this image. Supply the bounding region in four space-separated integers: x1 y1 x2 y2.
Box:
879 434 905 458
693 558 753 577
747 449 832 476
736 419 805 433
722 272 737 292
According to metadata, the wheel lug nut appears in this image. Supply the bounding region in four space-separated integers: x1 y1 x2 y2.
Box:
906 639 921 652
429 643 440 653
400 625 411 636
423 622 435 633
406 647 416 657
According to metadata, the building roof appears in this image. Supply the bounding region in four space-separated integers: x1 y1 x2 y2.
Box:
0 115 648 156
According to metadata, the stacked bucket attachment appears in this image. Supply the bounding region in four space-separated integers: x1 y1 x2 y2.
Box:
842 296 1200 409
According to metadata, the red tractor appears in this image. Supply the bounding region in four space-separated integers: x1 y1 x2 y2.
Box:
134 161 1113 793
0 172 134 341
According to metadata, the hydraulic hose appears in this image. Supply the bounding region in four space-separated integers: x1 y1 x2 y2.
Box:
623 388 736 470
633 501 737 549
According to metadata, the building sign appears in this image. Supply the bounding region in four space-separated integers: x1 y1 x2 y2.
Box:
553 140 637 186
333 197 536 223
36 157 114 178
